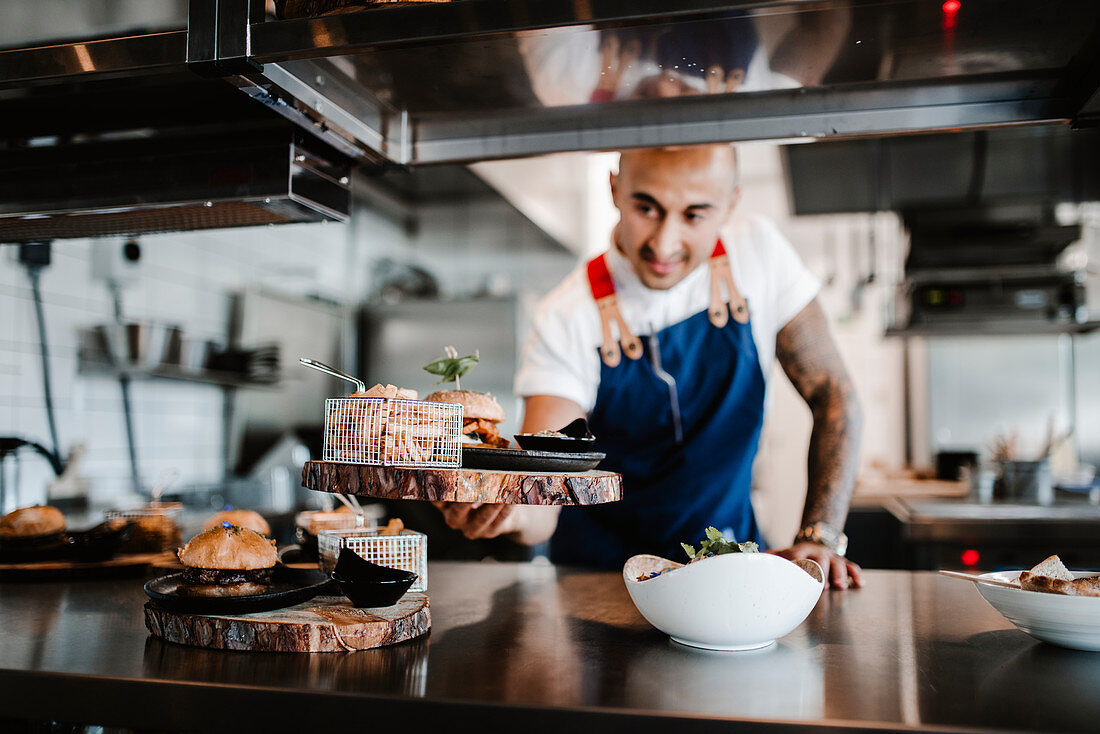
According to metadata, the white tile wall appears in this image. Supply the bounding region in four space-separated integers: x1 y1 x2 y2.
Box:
0 216 361 513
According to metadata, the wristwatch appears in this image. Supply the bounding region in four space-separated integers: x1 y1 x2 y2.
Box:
795 522 848 557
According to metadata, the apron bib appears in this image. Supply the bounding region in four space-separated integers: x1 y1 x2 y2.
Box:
550 240 767 569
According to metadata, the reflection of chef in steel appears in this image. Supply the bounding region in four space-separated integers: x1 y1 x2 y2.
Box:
520 6 850 105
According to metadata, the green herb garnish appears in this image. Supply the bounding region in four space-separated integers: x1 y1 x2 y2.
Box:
681 526 759 560
423 345 480 390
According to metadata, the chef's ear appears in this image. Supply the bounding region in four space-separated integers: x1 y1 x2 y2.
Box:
724 185 742 224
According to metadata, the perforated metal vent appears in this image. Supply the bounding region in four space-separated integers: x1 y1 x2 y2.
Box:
0 201 301 240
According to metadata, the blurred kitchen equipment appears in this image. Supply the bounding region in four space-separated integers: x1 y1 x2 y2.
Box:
207 344 280 383
996 459 1054 505
185 339 217 374
0 437 63 514
94 322 177 369
935 450 979 481
370 259 440 304
1055 464 1097 496
227 289 343 478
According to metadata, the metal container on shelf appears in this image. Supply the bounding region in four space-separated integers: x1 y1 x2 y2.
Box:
94 322 178 369
996 459 1054 505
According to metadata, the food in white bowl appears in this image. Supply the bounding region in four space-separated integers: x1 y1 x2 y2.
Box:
623 532 825 651
973 557 1100 651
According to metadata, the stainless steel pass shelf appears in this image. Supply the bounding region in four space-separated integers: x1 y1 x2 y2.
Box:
219 0 1100 164
2 0 1100 167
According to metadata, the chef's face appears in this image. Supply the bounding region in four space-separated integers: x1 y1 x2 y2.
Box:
611 146 740 290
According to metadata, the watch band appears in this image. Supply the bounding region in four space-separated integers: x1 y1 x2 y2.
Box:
795 522 848 557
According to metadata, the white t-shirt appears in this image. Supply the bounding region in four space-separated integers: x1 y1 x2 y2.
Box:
514 214 819 413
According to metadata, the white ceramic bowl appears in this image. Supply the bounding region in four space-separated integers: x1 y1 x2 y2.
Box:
976 571 1100 651
623 553 825 651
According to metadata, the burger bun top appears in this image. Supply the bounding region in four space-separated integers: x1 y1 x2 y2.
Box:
204 509 271 536
425 389 505 423
178 524 278 570
0 505 66 539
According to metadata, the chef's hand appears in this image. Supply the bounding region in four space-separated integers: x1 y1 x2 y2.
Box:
772 542 863 590
433 501 517 539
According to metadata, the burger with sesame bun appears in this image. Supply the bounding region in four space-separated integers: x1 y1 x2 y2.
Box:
0 505 68 558
0 505 66 542
424 390 509 448
422 347 509 448
176 523 278 597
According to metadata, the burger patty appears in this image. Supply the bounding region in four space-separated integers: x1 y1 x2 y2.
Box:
182 566 275 586
464 418 510 448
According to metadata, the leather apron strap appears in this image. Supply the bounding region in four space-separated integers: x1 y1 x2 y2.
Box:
586 240 748 367
587 255 643 368
707 239 749 327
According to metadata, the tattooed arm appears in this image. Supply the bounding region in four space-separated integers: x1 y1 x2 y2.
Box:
772 298 864 589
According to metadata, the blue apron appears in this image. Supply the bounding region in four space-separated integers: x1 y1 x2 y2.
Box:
550 242 767 569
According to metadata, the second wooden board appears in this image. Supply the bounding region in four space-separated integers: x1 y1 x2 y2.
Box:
145 593 430 652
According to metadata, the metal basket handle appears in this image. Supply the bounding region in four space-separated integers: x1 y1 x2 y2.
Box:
299 358 366 392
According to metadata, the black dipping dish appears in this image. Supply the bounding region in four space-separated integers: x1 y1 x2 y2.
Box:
331 548 417 608
67 520 132 562
514 417 597 453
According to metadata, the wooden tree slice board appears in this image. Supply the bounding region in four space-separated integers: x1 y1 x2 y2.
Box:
302 460 621 505
145 593 430 652
0 551 176 581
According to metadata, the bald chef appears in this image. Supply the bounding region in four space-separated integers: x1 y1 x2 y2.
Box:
438 144 863 589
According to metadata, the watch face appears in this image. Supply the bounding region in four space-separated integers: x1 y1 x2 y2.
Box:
800 524 846 556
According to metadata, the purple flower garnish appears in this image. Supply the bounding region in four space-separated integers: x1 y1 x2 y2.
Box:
220 520 232 528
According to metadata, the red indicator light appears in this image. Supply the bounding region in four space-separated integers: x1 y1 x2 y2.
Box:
961 549 980 567
943 0 961 12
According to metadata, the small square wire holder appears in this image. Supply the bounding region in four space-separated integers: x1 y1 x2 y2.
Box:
295 506 385 536
318 527 428 592
105 503 184 552
323 397 463 468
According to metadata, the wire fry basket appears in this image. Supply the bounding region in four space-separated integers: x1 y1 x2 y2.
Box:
318 527 428 592
323 397 463 468
105 503 183 552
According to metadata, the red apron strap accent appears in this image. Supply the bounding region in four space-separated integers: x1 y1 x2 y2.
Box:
708 238 749 326
586 254 643 367
586 254 616 301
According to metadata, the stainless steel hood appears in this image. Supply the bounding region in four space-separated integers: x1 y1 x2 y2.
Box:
0 124 350 241
886 204 1098 336
1 0 1100 238
0 53 351 240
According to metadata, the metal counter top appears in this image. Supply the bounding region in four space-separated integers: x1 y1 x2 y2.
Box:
2 564 1099 733
887 497 1100 543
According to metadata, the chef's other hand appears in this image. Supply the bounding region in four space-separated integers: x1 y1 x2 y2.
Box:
433 501 516 540
772 542 863 590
